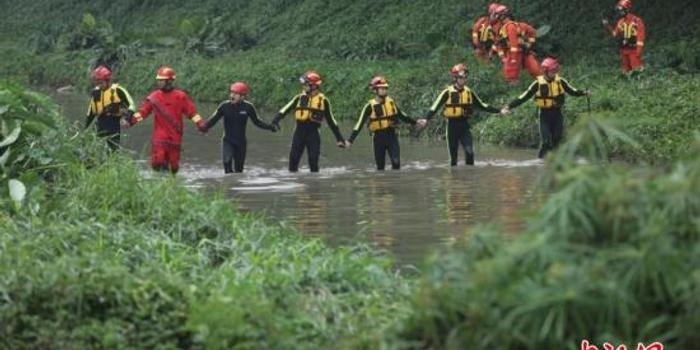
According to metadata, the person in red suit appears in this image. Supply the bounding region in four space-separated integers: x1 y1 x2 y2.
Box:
603 0 646 74
492 5 542 84
123 65 207 174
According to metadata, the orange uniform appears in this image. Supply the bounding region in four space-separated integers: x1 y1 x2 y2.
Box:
471 16 495 62
494 19 542 83
608 13 645 72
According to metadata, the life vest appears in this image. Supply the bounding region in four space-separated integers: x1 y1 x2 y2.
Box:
474 17 493 46
368 97 398 131
90 84 122 117
534 75 565 109
294 92 326 123
497 21 531 51
616 15 641 48
443 86 473 119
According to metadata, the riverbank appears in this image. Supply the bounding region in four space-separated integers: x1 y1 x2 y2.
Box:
3 41 699 164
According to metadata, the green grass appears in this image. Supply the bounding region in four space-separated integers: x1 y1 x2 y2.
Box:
1 81 412 349
396 120 700 349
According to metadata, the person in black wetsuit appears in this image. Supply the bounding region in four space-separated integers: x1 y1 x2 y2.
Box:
204 82 276 173
271 70 346 173
85 65 135 152
346 76 426 170
502 57 592 159
424 63 502 166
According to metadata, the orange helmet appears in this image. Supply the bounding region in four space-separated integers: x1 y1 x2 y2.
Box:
541 57 560 74
451 63 468 78
156 66 176 80
617 0 632 10
300 71 322 86
369 76 389 89
91 65 112 81
492 4 509 16
487 3 501 15
230 82 249 95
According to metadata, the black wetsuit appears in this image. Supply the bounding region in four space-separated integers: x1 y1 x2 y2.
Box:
508 76 586 158
348 97 416 170
205 100 275 173
272 92 345 172
85 85 135 151
425 85 500 165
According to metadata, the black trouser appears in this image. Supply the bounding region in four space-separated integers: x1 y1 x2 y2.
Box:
538 109 564 159
289 122 321 172
97 117 121 152
372 128 400 170
446 118 474 166
222 139 247 173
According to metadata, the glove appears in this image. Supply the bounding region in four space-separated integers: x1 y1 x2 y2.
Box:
125 115 138 126
196 120 208 133
268 124 277 133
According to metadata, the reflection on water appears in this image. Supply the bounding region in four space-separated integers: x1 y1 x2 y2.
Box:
55 91 544 264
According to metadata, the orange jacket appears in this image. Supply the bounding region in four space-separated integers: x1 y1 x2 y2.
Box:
610 13 645 49
471 16 493 48
493 20 536 56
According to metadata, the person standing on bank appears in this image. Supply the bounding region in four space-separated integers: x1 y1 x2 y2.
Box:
424 63 502 166
271 70 346 173
203 82 277 173
501 58 592 159
85 65 136 151
346 76 426 170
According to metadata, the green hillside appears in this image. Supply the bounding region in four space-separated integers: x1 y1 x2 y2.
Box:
1 0 698 162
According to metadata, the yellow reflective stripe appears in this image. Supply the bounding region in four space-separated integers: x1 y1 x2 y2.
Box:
354 104 370 131
429 89 449 112
117 86 136 111
279 95 299 114
325 98 338 125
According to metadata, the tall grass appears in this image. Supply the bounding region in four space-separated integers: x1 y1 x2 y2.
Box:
396 119 700 349
0 81 412 349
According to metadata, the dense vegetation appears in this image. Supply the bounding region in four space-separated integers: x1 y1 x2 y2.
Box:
3 72 700 350
0 80 412 348
1 0 699 161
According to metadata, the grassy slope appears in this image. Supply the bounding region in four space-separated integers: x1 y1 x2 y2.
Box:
1 0 699 161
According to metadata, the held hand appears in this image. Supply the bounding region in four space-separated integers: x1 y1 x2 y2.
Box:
585 90 592 97
120 118 131 129
500 106 510 115
602 19 609 26
416 119 428 129
272 121 281 132
344 140 353 148
337 141 346 148
196 120 208 134
268 125 277 133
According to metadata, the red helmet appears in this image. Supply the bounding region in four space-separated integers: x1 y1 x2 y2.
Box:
300 71 322 86
91 65 112 81
488 3 501 15
369 76 389 89
230 82 249 95
541 57 560 74
492 4 509 16
617 0 632 10
156 66 176 80
451 63 468 78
